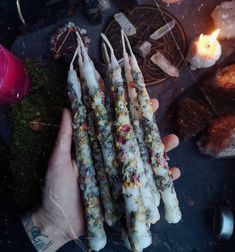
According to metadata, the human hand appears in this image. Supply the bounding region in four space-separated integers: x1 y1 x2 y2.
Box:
22 109 85 252
151 98 181 181
22 99 180 252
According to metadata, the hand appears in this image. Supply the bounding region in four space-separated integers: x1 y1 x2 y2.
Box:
151 98 181 181
22 109 85 252
22 99 180 252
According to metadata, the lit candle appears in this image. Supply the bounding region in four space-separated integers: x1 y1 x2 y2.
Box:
186 29 222 70
0 45 31 104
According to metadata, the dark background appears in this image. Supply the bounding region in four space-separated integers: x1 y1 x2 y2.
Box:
1 0 235 251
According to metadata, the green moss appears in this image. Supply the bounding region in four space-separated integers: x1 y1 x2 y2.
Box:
9 59 69 212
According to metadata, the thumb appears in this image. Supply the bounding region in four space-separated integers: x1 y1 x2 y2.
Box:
52 108 73 158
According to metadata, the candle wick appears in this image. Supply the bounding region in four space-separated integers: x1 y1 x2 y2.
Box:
70 44 80 70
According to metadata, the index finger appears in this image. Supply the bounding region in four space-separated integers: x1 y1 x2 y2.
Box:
150 98 159 112
162 134 179 152
52 109 73 157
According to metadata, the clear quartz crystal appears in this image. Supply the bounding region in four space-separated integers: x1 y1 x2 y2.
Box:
98 0 110 10
114 13 137 36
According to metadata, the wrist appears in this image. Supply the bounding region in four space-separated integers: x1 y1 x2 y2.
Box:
22 210 71 252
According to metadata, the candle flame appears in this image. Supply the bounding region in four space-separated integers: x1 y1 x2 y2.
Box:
209 29 220 45
198 29 220 49
199 33 204 41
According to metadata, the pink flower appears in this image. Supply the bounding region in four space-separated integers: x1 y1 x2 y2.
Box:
111 91 116 101
120 153 126 162
118 137 126 145
80 122 88 131
131 172 138 184
129 81 135 88
157 157 165 165
122 124 131 132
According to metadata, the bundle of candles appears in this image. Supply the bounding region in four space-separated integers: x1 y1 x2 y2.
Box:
67 30 181 252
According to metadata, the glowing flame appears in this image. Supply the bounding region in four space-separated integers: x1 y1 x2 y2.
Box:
198 29 220 51
199 29 220 46
209 29 220 45
199 33 204 41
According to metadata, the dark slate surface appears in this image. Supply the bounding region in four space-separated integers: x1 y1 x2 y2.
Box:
1 0 235 251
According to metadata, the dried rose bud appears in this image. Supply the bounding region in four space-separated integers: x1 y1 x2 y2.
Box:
29 118 43 131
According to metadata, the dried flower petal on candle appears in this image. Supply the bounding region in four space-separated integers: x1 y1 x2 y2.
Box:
123 32 181 224
150 20 176 41
151 52 179 77
122 32 161 215
77 46 117 227
114 12 137 36
68 50 106 251
88 112 117 226
76 32 122 218
135 41 152 58
101 34 153 251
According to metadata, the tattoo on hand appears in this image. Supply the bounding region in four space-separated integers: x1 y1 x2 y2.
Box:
22 215 53 251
